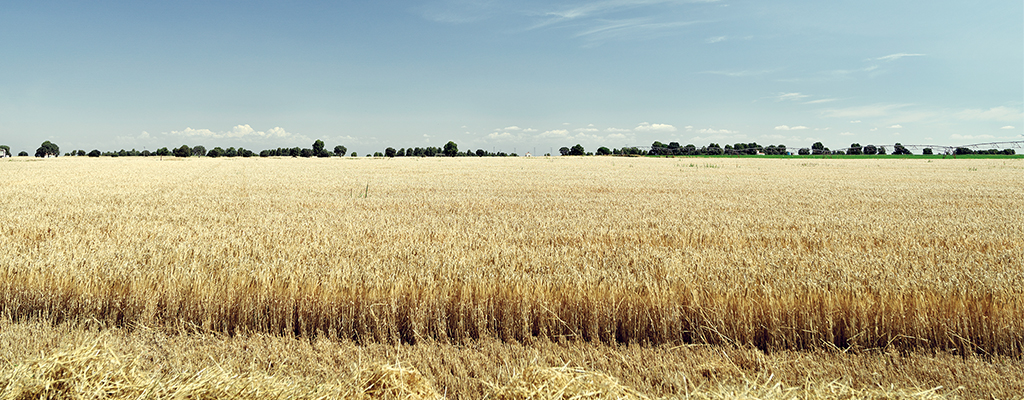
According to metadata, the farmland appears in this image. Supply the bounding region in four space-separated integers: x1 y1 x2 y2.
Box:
1 156 1022 398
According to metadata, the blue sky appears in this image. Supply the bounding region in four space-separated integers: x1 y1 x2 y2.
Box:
2 1 1021 154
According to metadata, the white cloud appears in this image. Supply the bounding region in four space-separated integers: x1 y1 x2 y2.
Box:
684 125 693 130
635 122 677 132
870 128 878 131
574 127 599 132
605 127 630 132
523 128 538 132
839 132 854 136
849 120 861 123
775 92 809 102
165 124 301 140
774 125 808 131
539 129 569 138
1001 126 1015 129
804 98 838 104
503 126 522 131
954 106 1023 122
875 53 925 62
890 124 902 128
706 36 726 43
606 133 628 140
488 132 516 140
951 134 995 141
696 128 737 134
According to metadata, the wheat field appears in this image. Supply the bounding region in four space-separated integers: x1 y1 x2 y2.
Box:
1 155 1022 398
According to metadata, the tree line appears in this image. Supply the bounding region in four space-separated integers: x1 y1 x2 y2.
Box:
3 139 1016 159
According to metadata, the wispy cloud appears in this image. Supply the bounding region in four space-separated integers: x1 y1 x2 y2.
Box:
803 98 838 104
821 104 912 118
706 36 726 43
954 106 1023 122
1001 126 1015 129
889 124 902 128
874 53 925 62
775 92 810 102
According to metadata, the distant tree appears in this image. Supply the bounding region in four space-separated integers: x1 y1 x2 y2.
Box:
75 149 85 156
207 147 224 158
88 149 101 157
373 152 383 157
443 141 459 157
153 147 169 156
397 148 406 157
0 145 9 157
558 147 570 156
922 148 933 155
596 146 611 155
35 141 60 157
334 145 347 157
954 147 973 155
570 144 585 156
863 144 878 155
300 148 313 157
350 152 357 157
798 148 810 155
289 147 301 157
240 148 254 157
877 146 886 155
811 142 825 151
18 151 28 156
475 149 485 157
705 143 724 156
192 145 207 157
424 147 437 157
892 143 911 155
385 147 397 157
847 143 862 155
312 140 325 155
173 145 191 157
118 149 127 157
224 147 238 157
259 150 270 157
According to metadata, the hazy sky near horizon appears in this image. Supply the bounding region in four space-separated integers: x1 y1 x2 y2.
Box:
2 1 1021 154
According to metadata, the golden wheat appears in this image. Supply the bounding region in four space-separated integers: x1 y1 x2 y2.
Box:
1 156 1021 356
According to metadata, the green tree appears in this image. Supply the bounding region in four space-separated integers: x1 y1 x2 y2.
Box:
207 147 224 158
0 145 10 157
596 146 611 155
570 144 585 156
863 144 877 155
300 148 313 157
173 145 191 157
192 145 207 157
443 141 459 157
155 147 171 156
17 151 28 156
35 141 60 157
558 147 570 156
847 143 862 155
312 140 325 155
334 145 347 157
385 147 397 157
88 149 101 157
